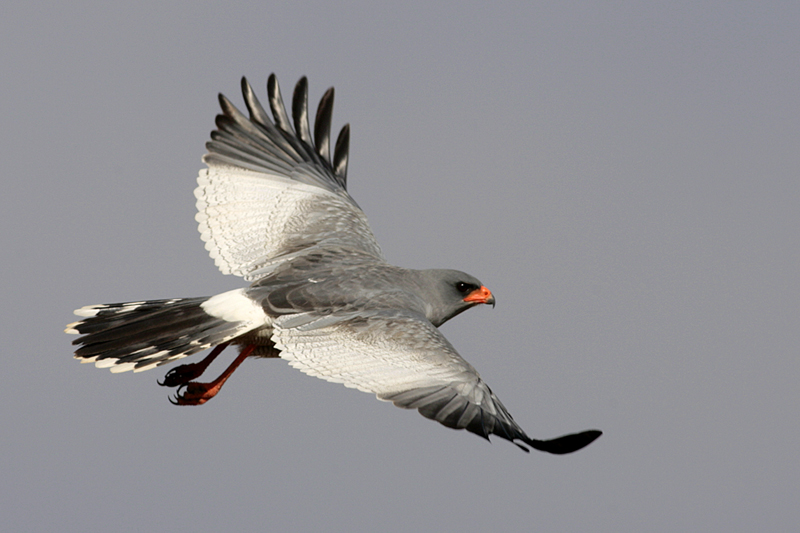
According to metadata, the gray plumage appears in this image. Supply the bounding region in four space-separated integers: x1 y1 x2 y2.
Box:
67 73 601 454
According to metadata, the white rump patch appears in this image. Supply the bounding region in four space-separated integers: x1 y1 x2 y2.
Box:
201 288 271 326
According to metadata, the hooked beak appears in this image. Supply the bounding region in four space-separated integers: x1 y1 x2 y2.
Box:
463 285 495 308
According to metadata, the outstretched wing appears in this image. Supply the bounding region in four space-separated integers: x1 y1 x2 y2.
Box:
196 74 384 281
271 310 601 454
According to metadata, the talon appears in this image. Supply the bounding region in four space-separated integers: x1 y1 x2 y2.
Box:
158 363 205 387
168 384 187 405
169 382 216 405
166 345 256 406
158 343 229 387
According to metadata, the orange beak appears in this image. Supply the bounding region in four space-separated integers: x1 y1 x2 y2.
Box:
463 285 495 307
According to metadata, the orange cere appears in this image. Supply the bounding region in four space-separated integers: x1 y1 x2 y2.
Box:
463 285 494 304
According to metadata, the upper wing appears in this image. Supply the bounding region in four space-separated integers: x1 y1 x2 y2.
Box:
271 310 601 454
196 74 383 281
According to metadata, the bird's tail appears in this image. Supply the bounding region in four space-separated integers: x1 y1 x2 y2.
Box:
66 289 269 373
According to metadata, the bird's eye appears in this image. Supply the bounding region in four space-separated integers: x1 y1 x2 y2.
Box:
456 282 472 293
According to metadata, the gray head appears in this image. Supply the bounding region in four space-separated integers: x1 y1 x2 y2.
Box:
414 269 495 327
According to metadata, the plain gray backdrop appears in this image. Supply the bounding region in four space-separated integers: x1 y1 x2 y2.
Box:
3 1 798 531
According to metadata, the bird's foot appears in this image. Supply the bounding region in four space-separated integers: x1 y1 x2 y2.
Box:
158 343 229 387
169 381 223 406
166 345 255 406
159 361 211 388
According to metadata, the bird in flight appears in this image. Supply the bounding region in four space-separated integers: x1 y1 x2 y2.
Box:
66 73 601 454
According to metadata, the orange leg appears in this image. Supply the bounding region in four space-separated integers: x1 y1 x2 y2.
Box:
158 343 229 388
169 345 256 406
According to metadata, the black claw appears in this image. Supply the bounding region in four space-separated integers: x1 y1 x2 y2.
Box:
159 368 183 387
168 384 189 405
158 364 202 387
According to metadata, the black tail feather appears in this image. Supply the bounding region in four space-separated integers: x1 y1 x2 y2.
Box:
66 297 252 373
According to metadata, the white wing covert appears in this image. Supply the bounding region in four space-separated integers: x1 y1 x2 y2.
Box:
196 75 383 281
271 309 554 451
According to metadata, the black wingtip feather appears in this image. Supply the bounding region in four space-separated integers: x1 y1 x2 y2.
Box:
314 87 335 165
207 73 351 192
267 73 293 134
383 385 601 454
240 76 272 129
525 429 603 455
333 123 350 187
292 76 313 148
217 93 238 119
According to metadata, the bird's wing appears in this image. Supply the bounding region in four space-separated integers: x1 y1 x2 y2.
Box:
271 310 601 454
196 74 383 281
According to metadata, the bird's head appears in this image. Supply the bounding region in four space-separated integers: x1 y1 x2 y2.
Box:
419 269 495 326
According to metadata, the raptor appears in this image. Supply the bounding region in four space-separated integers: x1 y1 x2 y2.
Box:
67 73 601 454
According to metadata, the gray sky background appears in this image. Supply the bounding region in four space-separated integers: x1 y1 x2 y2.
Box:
3 2 799 531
